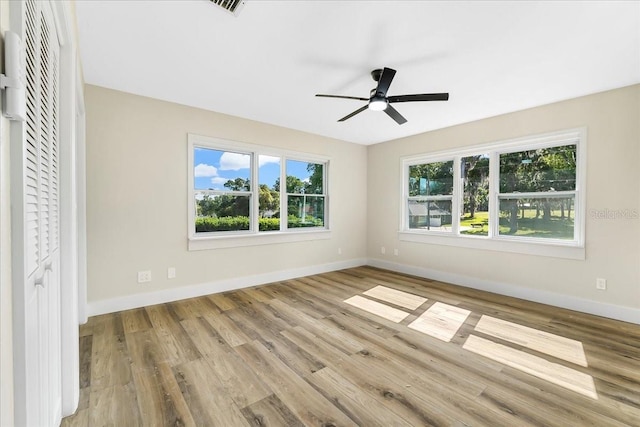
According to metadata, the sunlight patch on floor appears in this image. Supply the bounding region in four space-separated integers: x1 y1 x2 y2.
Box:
363 285 428 310
343 285 597 399
408 302 471 342
475 315 588 367
463 334 598 399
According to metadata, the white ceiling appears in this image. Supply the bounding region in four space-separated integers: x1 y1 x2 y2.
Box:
75 1 640 145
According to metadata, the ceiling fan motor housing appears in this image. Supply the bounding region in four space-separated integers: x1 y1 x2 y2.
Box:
315 66 449 125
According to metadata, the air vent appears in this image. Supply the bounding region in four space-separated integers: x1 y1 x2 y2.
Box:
209 0 245 16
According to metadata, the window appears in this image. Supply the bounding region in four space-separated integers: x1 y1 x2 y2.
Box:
401 129 585 259
188 134 329 249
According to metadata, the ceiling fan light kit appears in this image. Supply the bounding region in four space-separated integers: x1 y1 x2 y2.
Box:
368 97 388 111
316 67 449 125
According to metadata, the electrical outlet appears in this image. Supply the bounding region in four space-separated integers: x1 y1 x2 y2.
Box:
381 246 386 254
137 270 152 283
596 278 607 290
168 267 176 279
338 247 342 255
393 248 399 256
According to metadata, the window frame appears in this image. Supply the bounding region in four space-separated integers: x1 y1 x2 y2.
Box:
400 128 586 260
188 134 330 250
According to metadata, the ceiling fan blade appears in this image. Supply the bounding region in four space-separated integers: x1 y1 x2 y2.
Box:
388 93 449 103
384 105 407 125
316 94 369 101
338 105 368 122
375 67 396 97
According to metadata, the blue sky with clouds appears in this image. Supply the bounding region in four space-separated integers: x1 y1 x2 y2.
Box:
194 147 313 191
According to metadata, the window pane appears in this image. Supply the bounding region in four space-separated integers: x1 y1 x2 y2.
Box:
460 155 490 236
408 161 454 197
194 192 250 232
500 145 576 193
194 147 251 191
286 160 324 194
259 155 280 231
287 195 324 228
498 196 575 239
408 200 453 231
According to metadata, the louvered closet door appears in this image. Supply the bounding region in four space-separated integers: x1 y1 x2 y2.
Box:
14 0 62 425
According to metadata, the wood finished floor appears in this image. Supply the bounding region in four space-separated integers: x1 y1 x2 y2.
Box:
62 267 640 427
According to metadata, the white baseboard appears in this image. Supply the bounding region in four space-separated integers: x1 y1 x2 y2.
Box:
87 258 367 316
367 258 640 325
88 256 639 325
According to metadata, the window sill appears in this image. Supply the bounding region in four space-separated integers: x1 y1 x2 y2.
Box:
188 229 331 251
398 231 585 260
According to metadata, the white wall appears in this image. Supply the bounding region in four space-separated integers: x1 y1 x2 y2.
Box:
85 85 368 313
0 2 15 424
367 85 640 322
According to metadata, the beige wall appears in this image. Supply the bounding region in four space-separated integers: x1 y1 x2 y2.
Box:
85 85 368 305
86 84 639 318
368 84 640 311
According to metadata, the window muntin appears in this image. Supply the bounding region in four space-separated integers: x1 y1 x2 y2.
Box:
189 136 328 239
402 130 583 248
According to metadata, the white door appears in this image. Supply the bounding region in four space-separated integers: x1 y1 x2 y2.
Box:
11 0 62 425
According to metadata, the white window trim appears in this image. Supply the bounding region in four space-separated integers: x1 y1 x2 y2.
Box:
188 134 330 251
399 128 586 260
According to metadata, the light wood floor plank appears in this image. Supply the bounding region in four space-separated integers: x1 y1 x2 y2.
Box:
281 326 450 426
344 294 410 323
144 305 202 366
174 358 251 426
241 394 305 427
207 293 238 311
89 314 131 391
88 382 142 427
125 330 196 426
307 366 415 426
202 311 252 347
121 308 152 334
235 340 358 426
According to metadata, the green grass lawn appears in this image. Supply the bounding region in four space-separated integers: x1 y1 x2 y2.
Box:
459 210 574 239
460 211 489 235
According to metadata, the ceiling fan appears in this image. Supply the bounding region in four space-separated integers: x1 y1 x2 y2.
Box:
316 67 449 125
